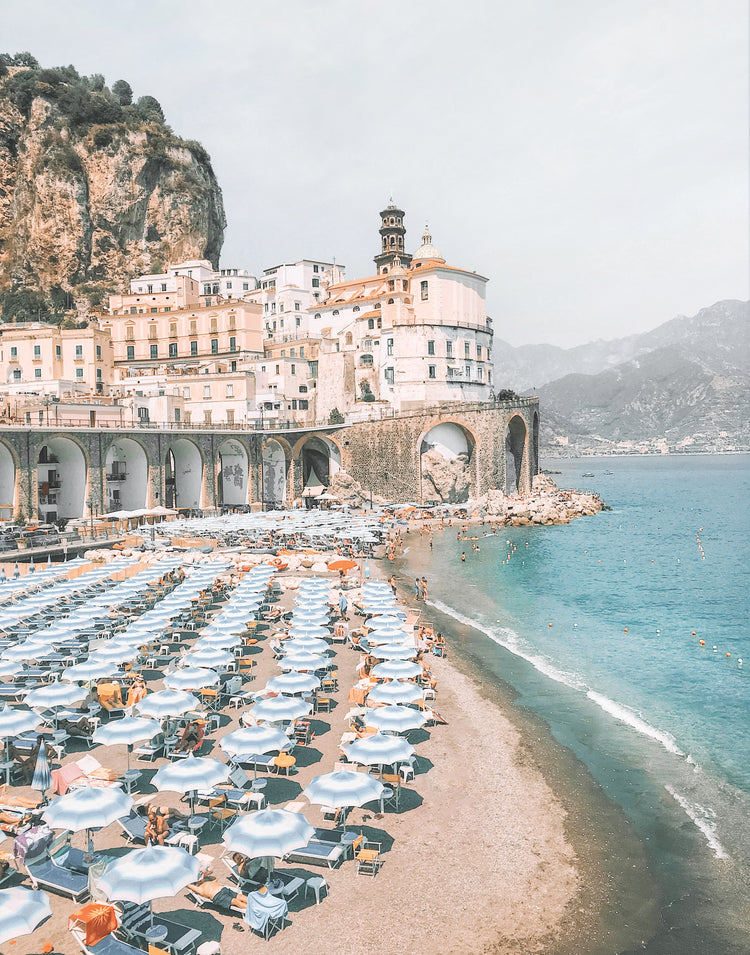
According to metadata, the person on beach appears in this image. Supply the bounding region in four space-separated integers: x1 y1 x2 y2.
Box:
433 632 446 656
461 552 466 561
420 577 428 601
389 575 396 595
174 721 202 753
126 674 147 709
145 807 169 846
414 578 421 600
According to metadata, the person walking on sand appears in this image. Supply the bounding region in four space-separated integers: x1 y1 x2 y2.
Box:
414 578 421 600
461 552 466 562
420 577 428 601
389 575 397 596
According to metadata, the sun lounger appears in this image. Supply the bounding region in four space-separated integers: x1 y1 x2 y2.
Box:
285 837 349 869
116 810 147 844
118 901 201 953
24 850 90 900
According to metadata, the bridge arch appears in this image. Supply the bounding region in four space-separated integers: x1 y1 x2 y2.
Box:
292 433 343 496
261 438 291 509
37 434 88 524
104 437 149 512
418 419 480 503
505 413 529 493
0 441 17 518
217 438 250 509
164 437 204 512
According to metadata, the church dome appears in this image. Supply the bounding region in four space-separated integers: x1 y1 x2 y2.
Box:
412 225 444 262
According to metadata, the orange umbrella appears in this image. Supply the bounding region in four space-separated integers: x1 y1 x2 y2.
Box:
68 903 118 946
328 558 358 573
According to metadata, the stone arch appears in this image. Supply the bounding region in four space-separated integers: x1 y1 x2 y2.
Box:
418 420 479 504
0 441 17 518
104 436 148 512
293 433 343 495
262 438 289 509
37 434 88 524
505 414 528 494
164 437 204 511
217 438 249 509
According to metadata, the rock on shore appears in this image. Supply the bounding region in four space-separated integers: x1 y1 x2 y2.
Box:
477 473 605 525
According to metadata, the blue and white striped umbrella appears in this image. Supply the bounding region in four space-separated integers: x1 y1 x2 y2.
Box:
367 681 424 705
251 694 312 723
222 809 314 860
219 726 291 760
182 648 235 670
164 666 219 691
343 731 415 767
278 651 328 672
25 681 87 711
364 704 427 734
371 659 423 680
0 887 52 945
265 672 320 696
99 845 200 904
369 643 417 661
62 659 119 683
136 687 199 719
303 768 384 810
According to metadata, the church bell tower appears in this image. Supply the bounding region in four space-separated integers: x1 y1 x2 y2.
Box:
374 199 412 274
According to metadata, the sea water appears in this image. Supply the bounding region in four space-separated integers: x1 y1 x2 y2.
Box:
408 454 750 953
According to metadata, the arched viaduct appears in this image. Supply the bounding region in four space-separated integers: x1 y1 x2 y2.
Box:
0 399 539 521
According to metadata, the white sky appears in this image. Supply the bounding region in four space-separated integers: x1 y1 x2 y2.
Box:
4 0 748 346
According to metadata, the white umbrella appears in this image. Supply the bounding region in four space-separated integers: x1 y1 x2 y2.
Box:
265 672 320 696
195 632 242 650
370 643 418 661
365 705 427 734
93 716 161 770
99 845 200 904
251 695 312 723
43 786 134 859
303 768 384 811
371 659 423 680
164 667 219 691
278 651 328 672
62 659 119 683
0 887 52 944
0 705 39 746
284 636 329 655
182 648 235 670
367 681 424 705
25 680 88 711
344 731 415 767
223 810 314 860
136 687 199 719
219 726 291 761
152 753 230 811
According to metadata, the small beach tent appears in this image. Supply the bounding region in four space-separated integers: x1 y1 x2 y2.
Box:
68 903 118 947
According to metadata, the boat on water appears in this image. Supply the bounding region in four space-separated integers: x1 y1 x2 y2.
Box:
582 472 595 477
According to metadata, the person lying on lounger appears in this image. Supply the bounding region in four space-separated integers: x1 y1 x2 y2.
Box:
189 873 248 911
174 721 202 753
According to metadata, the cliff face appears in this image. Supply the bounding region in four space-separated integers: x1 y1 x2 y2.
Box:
0 72 225 307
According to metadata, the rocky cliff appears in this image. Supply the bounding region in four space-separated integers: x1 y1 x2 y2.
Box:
0 61 226 312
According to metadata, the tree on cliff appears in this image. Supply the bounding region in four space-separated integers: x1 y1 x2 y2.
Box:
134 95 165 123
112 79 132 106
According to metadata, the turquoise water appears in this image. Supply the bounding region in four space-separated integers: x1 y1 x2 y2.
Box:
408 454 750 953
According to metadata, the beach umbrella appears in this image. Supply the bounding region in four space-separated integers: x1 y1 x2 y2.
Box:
371 659 423 680
344 731 415 768
93 716 161 771
251 694 312 724
12 564 19 580
152 753 229 811
288 624 330 640
367 681 424 705
0 659 24 679
164 667 219 691
62 659 119 684
30 740 52 804
25 680 88 711
99 845 200 904
43 786 134 859
370 643 417 661
222 809 313 860
0 705 39 747
364 705 427 734
136 688 199 719
195 632 242 650
28 559 35 574
265 672 320 696
219 726 291 761
94 642 141 665
182 648 235 670
284 636 329 655
278 651 328 672
2 640 55 662
303 768 384 811
328 559 357 573
0 887 52 945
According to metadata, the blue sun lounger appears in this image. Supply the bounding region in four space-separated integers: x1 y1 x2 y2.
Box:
24 850 89 901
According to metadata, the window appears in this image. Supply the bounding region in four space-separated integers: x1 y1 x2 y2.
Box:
211 339 218 354
290 348 296 357
12 369 21 381
161 283 167 292
168 342 177 358
353 305 360 312
446 341 453 358
299 399 309 410
332 309 339 316
33 344 41 358
226 384 234 397
174 408 181 423
477 345 482 359
296 316 301 327
126 325 134 340
243 283 249 291
147 284 153 293
148 325 157 340
150 307 158 313
35 367 42 379
280 350 286 357
367 318 374 330
75 344 83 359
96 344 102 360
308 360 318 377
150 344 158 359
428 365 436 379
203 385 211 398
130 307 137 315
299 385 308 393
345 332 353 346
76 367 84 379
10 346 17 358
388 279 395 291
126 345 135 360
465 364 471 378
279 303 284 313
226 281 232 290
190 340 198 356
313 264 319 273
55 345 62 359
465 341 470 358
169 323 177 338
275 364 280 375
402 279 409 290
291 399 297 410
427 340 435 356
291 364 296 375
299 347 304 357
183 387 190 399
387 338 393 356
204 410 212 424
203 284 211 296
229 315 236 330
96 368 102 380
189 320 197 335
384 367 394 384
210 318 218 333
138 407 149 423
229 336 236 352
312 278 319 288
421 280 428 300
294 301 300 310
478 366 483 380
230 361 237 371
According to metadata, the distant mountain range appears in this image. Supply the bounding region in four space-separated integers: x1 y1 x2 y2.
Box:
493 300 750 456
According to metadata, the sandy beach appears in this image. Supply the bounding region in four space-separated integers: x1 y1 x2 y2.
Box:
5 521 657 955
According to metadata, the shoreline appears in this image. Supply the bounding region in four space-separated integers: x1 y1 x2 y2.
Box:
391 532 661 954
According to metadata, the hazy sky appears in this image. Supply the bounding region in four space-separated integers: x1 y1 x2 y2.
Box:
4 1 748 345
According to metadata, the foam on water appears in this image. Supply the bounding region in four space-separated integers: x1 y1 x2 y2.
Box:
586 690 685 757
665 784 729 860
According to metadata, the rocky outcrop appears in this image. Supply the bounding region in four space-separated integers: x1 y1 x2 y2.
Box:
420 448 470 503
0 68 225 310
476 475 605 525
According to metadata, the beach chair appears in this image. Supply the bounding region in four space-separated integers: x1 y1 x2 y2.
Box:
24 848 90 900
207 795 237 833
118 901 202 954
355 839 382 877
134 733 165 762
69 924 144 955
97 682 126 720
116 809 147 845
